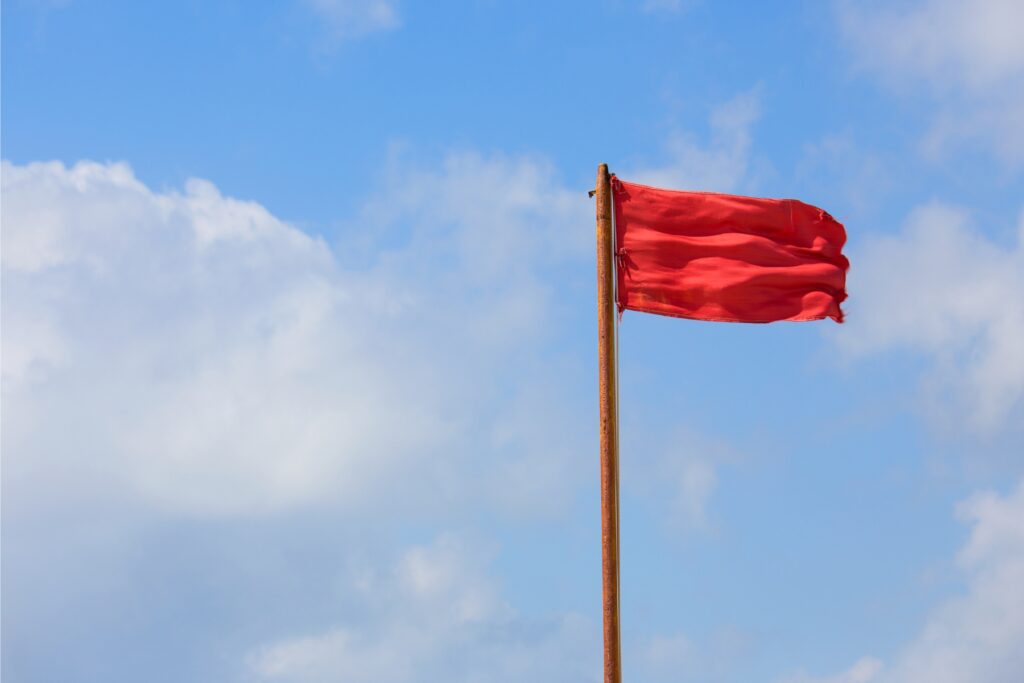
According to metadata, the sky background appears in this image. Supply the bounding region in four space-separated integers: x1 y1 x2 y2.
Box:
2 1 1023 682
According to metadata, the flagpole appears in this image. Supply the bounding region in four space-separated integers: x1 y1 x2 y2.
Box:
595 163 622 683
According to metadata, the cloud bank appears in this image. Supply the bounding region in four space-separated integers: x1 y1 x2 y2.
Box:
1 155 589 519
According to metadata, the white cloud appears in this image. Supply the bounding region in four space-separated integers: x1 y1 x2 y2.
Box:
628 89 762 192
839 0 1024 89
836 202 1024 432
247 534 598 683
838 0 1024 163
782 479 1024 683
1 155 589 518
302 0 398 43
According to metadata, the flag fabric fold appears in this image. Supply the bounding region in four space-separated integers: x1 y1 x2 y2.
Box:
612 177 849 324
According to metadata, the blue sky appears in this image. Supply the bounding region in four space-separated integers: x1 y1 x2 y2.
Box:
2 1 1023 682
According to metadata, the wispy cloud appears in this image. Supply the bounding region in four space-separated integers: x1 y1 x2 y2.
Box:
838 0 1024 164
626 426 743 534
642 0 697 13
836 202 1024 433
247 534 598 682
780 479 1024 683
628 89 762 192
302 0 399 46
636 626 755 682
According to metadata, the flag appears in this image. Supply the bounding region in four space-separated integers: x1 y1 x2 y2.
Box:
612 177 848 324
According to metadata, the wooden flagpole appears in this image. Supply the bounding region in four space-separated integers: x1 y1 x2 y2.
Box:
595 163 622 683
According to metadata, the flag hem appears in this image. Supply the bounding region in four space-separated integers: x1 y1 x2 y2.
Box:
620 301 844 324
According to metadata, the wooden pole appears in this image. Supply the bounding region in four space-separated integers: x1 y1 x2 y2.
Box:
595 163 622 683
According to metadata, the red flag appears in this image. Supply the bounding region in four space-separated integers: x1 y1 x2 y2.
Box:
612 177 848 324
